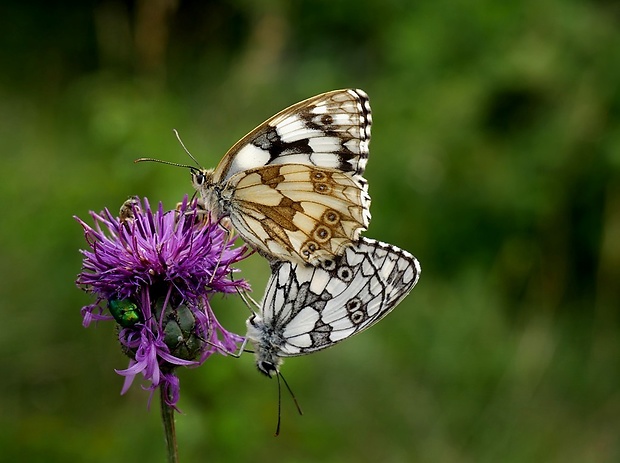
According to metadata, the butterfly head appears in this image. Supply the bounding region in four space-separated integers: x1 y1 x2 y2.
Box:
257 360 279 378
191 167 231 217
246 314 285 378
190 168 215 190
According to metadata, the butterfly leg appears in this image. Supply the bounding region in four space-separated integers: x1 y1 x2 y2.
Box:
202 335 249 358
207 216 239 286
234 283 261 314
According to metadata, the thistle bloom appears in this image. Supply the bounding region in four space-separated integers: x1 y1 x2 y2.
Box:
75 196 250 407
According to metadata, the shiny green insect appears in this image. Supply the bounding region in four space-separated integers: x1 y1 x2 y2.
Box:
108 298 143 328
161 301 203 361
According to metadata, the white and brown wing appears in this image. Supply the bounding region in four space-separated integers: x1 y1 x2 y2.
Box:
227 164 370 265
194 89 373 265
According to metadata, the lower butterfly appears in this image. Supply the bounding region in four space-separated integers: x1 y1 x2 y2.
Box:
245 237 421 378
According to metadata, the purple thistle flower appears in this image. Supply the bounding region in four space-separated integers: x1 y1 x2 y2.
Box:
75 196 251 407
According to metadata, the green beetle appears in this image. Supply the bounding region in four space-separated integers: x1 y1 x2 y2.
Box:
160 300 203 361
108 298 143 328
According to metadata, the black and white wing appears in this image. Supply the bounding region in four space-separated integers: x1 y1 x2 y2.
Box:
245 237 421 376
213 89 372 183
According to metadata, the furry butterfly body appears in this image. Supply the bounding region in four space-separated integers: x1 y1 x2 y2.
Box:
192 89 372 265
245 237 421 377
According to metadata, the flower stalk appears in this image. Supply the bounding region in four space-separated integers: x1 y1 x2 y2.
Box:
161 386 179 463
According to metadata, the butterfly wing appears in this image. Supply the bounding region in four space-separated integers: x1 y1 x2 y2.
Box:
249 238 421 358
227 164 371 265
195 89 372 265
212 89 372 184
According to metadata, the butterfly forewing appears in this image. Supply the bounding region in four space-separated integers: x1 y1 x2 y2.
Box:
246 238 421 372
213 89 372 181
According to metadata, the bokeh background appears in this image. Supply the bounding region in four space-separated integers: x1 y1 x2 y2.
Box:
1 1 619 461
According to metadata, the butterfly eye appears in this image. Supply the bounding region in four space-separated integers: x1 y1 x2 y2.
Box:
192 170 206 186
258 361 277 377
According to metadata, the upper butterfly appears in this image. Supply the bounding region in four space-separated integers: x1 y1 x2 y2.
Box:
245 237 421 377
140 89 372 266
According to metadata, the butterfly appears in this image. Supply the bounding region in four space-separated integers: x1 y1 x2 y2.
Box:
244 237 421 378
139 89 372 266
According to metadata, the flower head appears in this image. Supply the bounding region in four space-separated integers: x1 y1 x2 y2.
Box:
76 196 250 407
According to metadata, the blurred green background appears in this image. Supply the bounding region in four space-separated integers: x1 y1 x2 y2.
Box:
1 0 619 461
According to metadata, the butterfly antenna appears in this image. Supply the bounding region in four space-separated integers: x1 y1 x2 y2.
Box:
273 371 303 436
275 372 283 437
134 157 198 171
173 129 203 169
280 371 303 416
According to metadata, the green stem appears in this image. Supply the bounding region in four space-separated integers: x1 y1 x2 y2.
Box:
161 386 179 463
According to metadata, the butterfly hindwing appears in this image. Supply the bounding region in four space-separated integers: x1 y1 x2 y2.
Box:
246 238 421 375
228 164 371 265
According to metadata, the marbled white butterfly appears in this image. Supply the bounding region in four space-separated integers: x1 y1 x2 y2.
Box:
245 237 421 377
139 89 372 266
